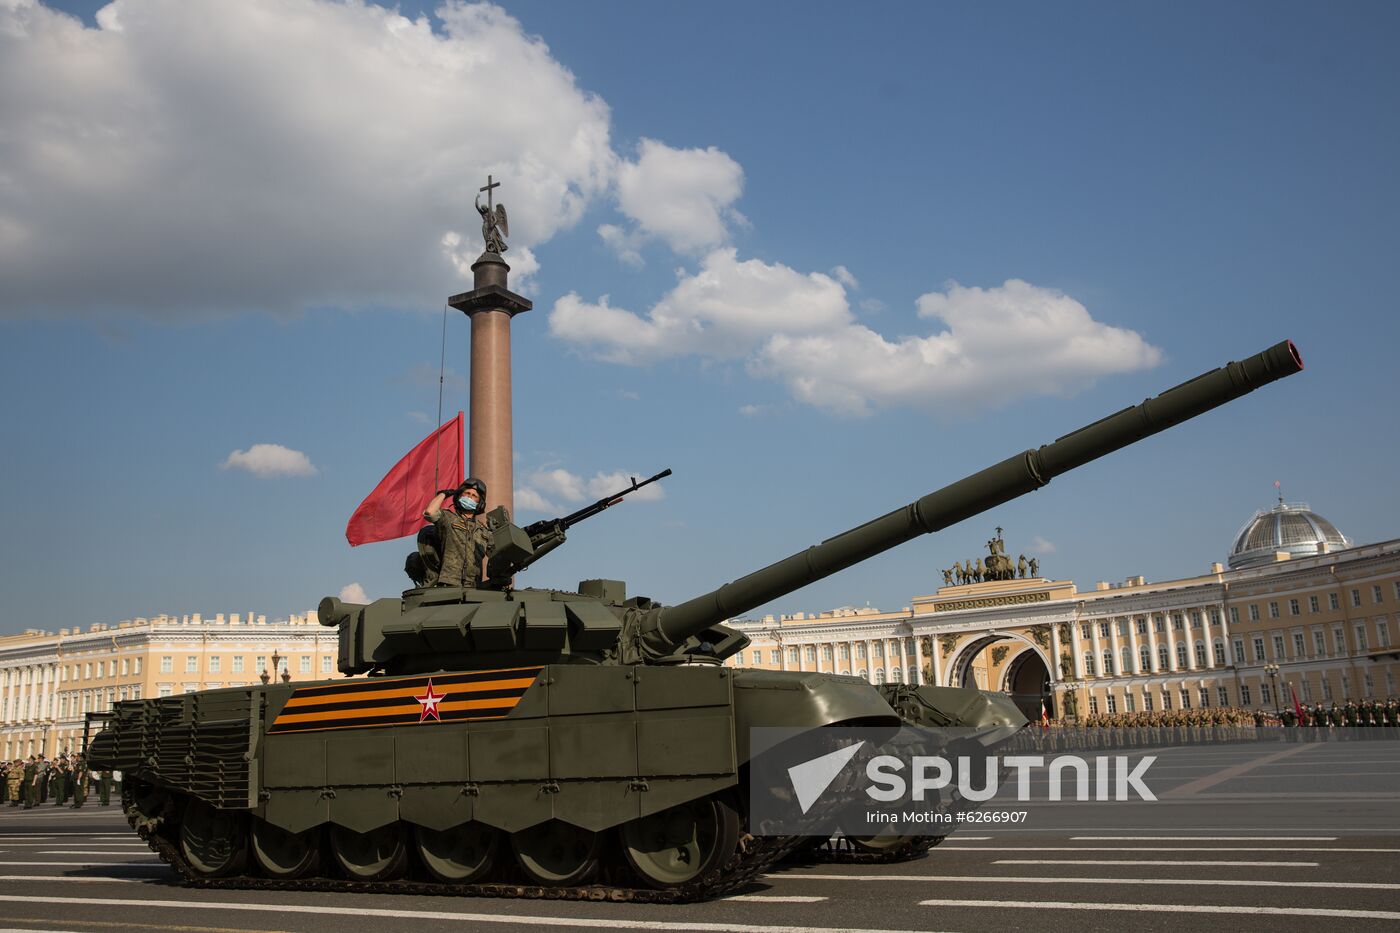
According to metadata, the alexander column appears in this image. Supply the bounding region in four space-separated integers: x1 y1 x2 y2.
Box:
448 176 531 518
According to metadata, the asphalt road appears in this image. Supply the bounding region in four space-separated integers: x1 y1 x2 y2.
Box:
0 805 1396 933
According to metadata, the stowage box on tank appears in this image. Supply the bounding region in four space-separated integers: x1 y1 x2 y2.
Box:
88 340 1304 901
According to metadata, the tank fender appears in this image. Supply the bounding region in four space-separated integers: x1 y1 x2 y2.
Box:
732 670 900 764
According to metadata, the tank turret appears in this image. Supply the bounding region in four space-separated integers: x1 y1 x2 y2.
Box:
325 340 1303 675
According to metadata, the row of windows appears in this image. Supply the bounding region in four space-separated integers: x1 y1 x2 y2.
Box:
1082 638 1226 676
748 641 915 666
156 655 333 675
1238 584 1396 623
1088 685 1234 715
1241 619 1391 662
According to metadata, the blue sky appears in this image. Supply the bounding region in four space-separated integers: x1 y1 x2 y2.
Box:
2 0 1397 632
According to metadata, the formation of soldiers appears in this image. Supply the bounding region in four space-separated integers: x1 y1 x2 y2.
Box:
0 754 116 809
1008 699 1400 752
1012 708 1263 750
1277 697 1399 729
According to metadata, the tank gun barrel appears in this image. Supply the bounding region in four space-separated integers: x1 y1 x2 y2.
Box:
648 340 1303 651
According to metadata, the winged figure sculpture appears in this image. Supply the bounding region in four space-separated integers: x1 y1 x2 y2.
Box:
475 195 509 254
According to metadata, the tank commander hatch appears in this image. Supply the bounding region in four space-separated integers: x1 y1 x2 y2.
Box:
408 478 492 588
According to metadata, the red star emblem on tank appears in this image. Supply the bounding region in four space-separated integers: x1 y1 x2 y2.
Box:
415 679 447 723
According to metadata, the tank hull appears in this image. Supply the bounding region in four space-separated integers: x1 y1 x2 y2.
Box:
87 666 1014 898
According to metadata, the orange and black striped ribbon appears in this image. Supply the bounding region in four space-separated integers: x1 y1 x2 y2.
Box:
266 666 543 735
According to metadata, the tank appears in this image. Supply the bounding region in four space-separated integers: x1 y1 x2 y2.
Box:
88 340 1303 901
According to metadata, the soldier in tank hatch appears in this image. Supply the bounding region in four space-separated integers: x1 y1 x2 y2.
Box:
421 478 492 588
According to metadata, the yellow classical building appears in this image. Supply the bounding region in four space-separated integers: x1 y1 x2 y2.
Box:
726 503 1400 721
0 610 335 758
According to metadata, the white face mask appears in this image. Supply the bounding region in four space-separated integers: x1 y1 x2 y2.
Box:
458 495 479 512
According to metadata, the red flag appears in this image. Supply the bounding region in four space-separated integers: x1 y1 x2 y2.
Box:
345 413 464 546
1040 699 1049 728
1290 683 1304 723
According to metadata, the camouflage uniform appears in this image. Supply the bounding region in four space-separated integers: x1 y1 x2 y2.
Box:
430 510 492 588
4 761 19 805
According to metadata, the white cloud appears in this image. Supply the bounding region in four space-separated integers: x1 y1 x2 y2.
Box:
513 486 558 515
515 465 666 516
528 468 587 503
406 410 430 425
738 403 769 417
858 297 886 314
830 265 859 289
221 443 317 478
597 223 644 267
609 139 744 257
585 471 666 502
0 0 613 318
549 248 850 363
339 582 369 604
552 253 1160 416
1030 536 1057 554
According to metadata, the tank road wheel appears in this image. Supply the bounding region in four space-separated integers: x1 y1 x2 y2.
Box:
620 795 741 889
250 819 321 879
414 822 500 884
179 798 247 877
510 821 600 886
329 822 408 882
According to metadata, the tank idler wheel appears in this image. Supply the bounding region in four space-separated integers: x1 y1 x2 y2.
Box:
250 819 321 879
845 830 942 854
620 794 741 889
415 821 500 883
510 821 600 886
179 798 247 877
329 822 408 882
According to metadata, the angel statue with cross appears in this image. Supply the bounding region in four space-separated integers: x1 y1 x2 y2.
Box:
475 175 509 254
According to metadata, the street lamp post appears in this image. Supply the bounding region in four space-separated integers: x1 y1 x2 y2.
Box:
1264 663 1281 717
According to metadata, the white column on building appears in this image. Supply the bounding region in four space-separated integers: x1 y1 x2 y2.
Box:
1126 616 1141 678
1089 618 1103 680
929 633 943 686
1199 608 1215 670
865 640 875 681
1070 619 1085 679
1220 603 1236 665
913 633 925 685
1164 614 1178 673
38 664 50 727
1146 615 1160 673
778 636 788 671
1108 618 1122 679
1186 611 1200 671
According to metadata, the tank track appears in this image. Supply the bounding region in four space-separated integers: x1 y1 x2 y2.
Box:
126 789 805 904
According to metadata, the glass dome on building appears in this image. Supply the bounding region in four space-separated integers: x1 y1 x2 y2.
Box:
1228 501 1351 570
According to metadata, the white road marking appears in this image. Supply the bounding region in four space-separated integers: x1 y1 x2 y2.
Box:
0 875 145 883
0 894 957 933
1071 836 1337 841
777 873 1400 891
937 846 1400 852
917 898 1400 921
37 852 157 857
0 862 162 867
0 834 131 837
994 859 1318 867
727 895 829 903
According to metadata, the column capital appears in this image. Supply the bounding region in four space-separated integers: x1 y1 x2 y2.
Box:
448 283 533 318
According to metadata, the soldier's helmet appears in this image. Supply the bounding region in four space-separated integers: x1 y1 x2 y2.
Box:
455 478 487 514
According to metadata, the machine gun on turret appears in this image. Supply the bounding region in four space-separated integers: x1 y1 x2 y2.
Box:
483 468 672 586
